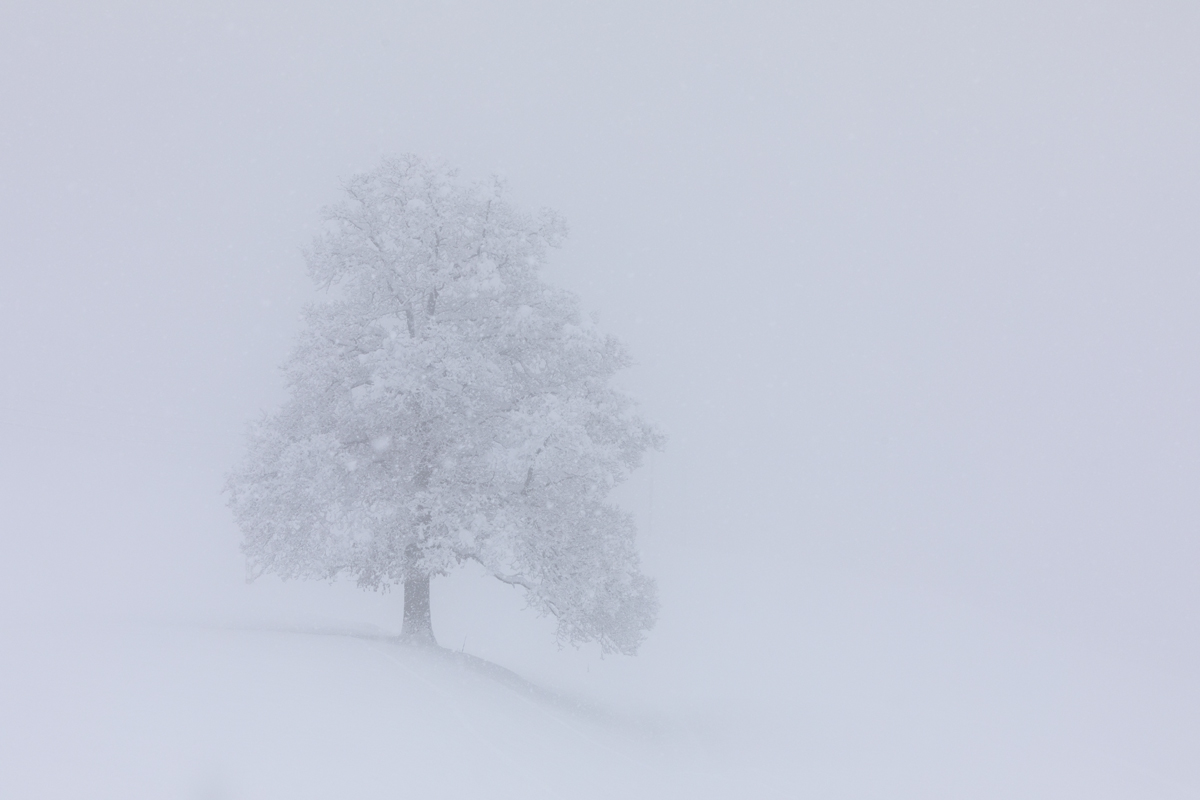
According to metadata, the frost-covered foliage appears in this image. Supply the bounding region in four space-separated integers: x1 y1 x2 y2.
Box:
227 155 661 655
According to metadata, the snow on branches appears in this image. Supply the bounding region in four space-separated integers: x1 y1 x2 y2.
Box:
227 155 661 655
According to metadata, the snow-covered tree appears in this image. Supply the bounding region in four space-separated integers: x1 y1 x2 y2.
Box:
227 155 661 655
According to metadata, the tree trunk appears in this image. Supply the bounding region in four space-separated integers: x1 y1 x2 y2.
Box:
401 574 436 645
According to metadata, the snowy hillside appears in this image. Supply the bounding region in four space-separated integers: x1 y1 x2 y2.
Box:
6 546 1198 800
2 623 695 800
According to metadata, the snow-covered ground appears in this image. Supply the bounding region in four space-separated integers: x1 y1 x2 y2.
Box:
2 622 677 799
4 541 1198 800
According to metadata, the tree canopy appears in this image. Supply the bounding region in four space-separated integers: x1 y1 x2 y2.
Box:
227 155 661 655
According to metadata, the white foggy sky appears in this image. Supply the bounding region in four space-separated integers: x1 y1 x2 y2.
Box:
2 2 1199 794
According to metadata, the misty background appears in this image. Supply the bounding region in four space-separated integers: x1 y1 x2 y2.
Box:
2 2 1198 797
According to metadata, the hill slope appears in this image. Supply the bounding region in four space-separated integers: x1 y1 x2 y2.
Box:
2 622 709 799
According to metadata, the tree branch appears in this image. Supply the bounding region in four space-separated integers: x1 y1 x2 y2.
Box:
461 553 535 592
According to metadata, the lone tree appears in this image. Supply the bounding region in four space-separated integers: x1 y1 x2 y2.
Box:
227 155 661 655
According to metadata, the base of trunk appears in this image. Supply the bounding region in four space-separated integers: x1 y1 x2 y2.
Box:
400 574 436 646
